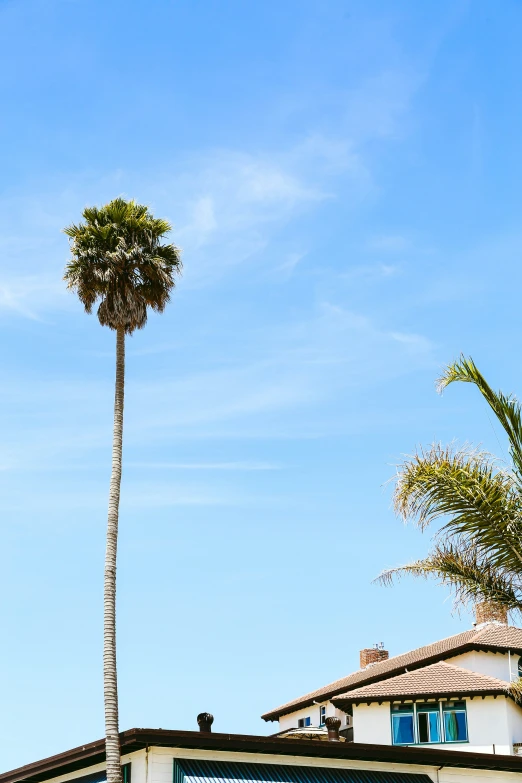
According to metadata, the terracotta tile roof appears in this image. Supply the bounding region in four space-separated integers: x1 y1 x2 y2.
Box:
332 662 509 707
262 624 522 721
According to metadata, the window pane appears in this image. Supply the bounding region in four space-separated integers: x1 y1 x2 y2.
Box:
418 713 429 743
392 714 414 744
455 711 467 740
429 711 441 743
417 710 440 743
444 711 458 741
442 701 465 711
444 710 467 742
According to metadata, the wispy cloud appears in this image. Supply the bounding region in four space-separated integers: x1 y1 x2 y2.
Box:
169 144 353 285
275 252 307 279
118 301 436 441
0 296 436 473
0 57 423 318
0 276 68 320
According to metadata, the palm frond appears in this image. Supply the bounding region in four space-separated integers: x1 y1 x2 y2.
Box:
376 542 522 614
394 443 522 571
438 355 522 480
508 678 522 704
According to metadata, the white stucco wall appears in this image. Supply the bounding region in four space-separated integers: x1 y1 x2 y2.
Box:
507 697 522 746
352 696 522 755
450 650 518 682
278 702 348 731
466 696 512 754
278 706 316 732
352 703 391 744
424 696 512 755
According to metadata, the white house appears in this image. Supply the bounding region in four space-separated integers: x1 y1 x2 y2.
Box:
262 602 522 756
5 722 522 783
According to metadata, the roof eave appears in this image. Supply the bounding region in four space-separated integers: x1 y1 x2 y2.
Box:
5 729 522 782
333 688 509 709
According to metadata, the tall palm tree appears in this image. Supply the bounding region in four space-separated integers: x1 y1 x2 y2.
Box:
377 356 522 618
64 198 181 783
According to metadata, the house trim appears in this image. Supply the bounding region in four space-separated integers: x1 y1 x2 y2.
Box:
5 729 522 783
337 690 510 709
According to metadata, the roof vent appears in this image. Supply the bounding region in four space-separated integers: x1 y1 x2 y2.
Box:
360 643 389 669
475 601 508 627
325 716 341 742
197 712 214 732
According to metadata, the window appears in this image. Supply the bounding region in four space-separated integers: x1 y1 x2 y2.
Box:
442 701 468 742
320 706 326 726
391 702 467 745
416 703 441 744
518 656 522 678
297 717 311 728
391 705 415 745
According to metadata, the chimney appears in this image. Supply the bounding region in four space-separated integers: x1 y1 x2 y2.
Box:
325 716 341 742
360 643 389 669
474 600 508 626
197 712 214 732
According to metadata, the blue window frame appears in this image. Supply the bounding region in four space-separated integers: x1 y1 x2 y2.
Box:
297 717 311 728
391 701 467 745
320 706 326 726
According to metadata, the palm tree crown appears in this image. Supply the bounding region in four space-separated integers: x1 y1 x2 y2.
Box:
378 356 522 619
64 197 182 332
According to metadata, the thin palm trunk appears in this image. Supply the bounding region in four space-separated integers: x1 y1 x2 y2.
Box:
104 326 125 783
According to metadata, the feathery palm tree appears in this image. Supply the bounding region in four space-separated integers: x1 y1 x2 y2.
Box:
377 356 522 618
64 198 181 783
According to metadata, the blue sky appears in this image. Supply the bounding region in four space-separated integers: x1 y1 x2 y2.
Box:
1 0 522 770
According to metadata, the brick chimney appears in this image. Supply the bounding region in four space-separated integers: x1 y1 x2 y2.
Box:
475 600 508 626
360 643 389 669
